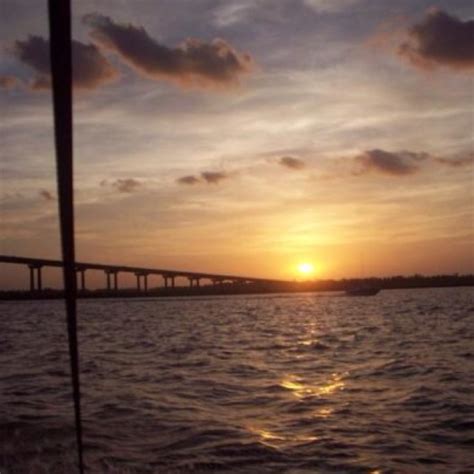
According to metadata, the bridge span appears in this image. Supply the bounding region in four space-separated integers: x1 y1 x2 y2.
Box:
0 255 289 293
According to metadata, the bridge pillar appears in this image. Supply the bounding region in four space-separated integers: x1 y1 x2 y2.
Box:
188 277 194 288
144 273 148 292
76 269 86 291
29 265 35 291
37 266 42 291
28 264 42 291
171 276 175 288
111 271 118 291
105 271 111 291
135 272 141 291
164 275 168 289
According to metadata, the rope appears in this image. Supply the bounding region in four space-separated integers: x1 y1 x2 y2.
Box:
48 1 84 472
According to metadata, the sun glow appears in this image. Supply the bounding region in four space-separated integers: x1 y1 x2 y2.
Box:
297 262 315 276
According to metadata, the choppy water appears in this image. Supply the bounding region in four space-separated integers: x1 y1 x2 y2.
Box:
1 287 473 473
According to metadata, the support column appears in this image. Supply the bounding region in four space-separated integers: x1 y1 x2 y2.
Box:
171 276 175 288
113 272 118 291
144 274 148 293
29 265 35 292
106 271 111 291
135 272 141 291
28 265 42 292
188 277 194 288
195 278 200 288
77 269 86 291
164 276 168 289
37 266 42 291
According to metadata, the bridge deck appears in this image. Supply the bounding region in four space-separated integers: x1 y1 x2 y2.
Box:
0 255 288 284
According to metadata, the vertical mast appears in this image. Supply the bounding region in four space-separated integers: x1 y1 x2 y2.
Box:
48 1 84 472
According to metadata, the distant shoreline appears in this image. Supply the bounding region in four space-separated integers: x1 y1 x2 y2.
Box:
1 275 472 301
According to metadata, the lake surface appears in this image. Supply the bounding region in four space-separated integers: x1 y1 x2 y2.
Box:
1 288 473 473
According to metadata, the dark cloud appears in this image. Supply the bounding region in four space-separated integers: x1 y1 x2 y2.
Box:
177 175 201 185
201 171 229 184
0 75 18 89
354 149 426 176
110 178 142 193
278 156 305 170
83 13 254 89
12 35 118 90
39 189 55 201
177 171 229 185
399 9 474 71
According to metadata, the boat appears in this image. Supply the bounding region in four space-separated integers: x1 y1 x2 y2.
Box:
345 287 380 296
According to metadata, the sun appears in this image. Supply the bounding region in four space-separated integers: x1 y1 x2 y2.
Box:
297 262 315 276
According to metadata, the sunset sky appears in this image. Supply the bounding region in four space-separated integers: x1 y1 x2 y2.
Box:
0 0 473 288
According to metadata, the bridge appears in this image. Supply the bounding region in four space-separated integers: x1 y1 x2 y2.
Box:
0 255 289 293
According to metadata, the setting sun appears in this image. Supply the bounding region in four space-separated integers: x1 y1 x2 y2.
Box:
297 262 315 276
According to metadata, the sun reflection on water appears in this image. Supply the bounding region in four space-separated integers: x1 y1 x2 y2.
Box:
280 373 346 399
313 407 334 418
247 425 318 448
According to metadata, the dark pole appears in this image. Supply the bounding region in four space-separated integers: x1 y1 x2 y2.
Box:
106 272 111 291
81 270 85 291
113 272 118 291
48 1 84 472
144 274 148 293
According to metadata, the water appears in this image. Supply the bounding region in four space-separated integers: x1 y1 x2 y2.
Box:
1 287 473 473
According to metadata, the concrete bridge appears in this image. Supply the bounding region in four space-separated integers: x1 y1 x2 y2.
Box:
0 255 288 293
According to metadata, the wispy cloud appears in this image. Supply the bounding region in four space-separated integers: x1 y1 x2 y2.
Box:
399 9 474 71
103 178 143 193
0 75 18 89
353 149 426 176
352 149 473 176
12 35 118 90
177 171 230 185
39 189 55 201
201 171 229 184
303 0 362 14
435 151 473 168
83 13 254 89
177 175 201 185
278 156 306 170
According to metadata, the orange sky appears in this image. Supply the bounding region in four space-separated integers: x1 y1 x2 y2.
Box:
0 1 473 289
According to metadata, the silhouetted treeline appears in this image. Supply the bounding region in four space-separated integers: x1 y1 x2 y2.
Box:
297 273 474 292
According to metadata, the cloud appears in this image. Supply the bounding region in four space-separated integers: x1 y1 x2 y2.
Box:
83 13 254 89
39 189 55 201
354 149 426 176
303 0 362 14
177 175 201 185
398 9 474 71
201 171 229 184
278 156 305 170
435 152 473 168
110 178 142 193
0 75 18 90
12 35 118 90
176 171 229 185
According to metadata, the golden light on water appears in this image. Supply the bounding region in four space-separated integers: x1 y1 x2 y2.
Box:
313 407 334 418
280 373 346 399
247 425 318 448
